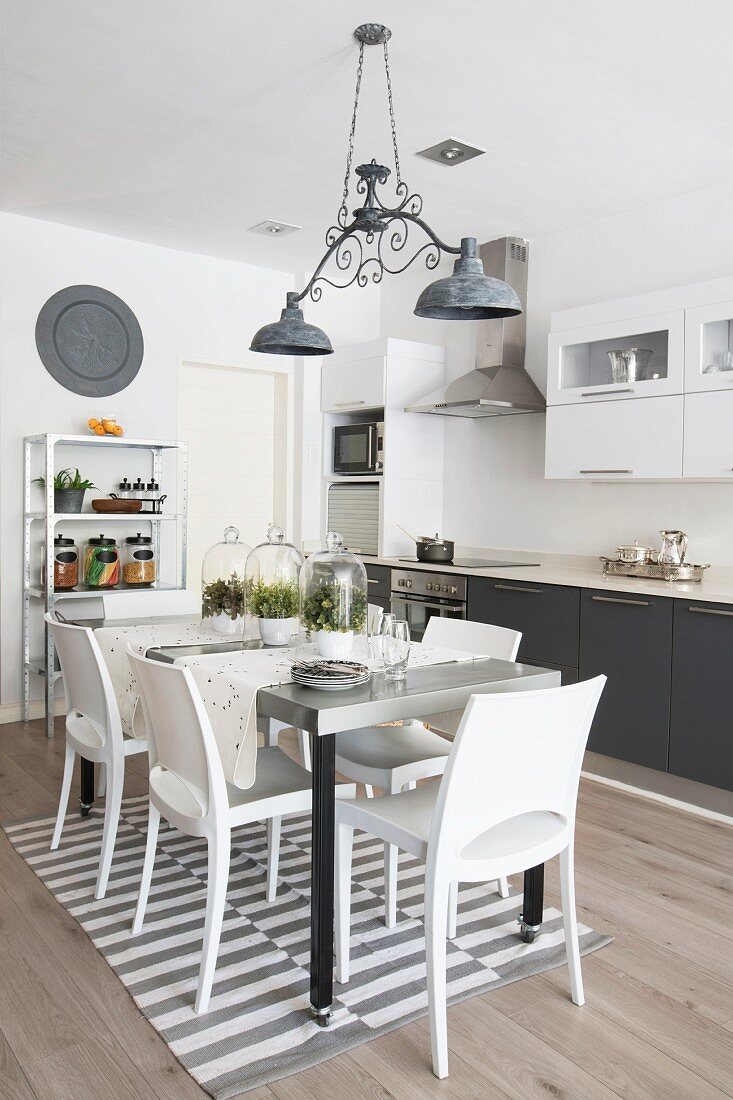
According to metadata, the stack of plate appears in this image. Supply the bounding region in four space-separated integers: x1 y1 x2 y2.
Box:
290 659 370 691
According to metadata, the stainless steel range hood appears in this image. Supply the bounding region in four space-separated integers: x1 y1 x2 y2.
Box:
406 236 546 418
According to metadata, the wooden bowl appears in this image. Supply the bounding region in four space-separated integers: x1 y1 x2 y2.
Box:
92 498 142 514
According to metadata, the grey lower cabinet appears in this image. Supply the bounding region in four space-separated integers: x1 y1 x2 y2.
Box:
365 563 391 614
467 576 580 669
670 600 733 792
579 589 673 771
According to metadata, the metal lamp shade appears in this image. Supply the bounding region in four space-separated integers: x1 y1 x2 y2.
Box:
414 237 523 321
250 293 333 356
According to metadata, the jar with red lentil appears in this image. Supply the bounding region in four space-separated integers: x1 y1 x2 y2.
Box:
41 534 79 591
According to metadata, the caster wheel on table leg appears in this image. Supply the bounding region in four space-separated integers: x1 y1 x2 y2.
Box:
78 802 91 818
521 927 536 943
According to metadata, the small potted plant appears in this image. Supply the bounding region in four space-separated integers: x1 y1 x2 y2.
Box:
302 582 367 659
33 468 97 513
201 573 247 635
248 577 299 646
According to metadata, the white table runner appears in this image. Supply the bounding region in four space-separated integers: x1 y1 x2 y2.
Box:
94 623 486 789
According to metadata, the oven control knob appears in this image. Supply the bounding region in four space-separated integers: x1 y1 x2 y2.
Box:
441 584 449 593
397 578 405 587
450 586 457 595
406 579 413 588
426 582 433 591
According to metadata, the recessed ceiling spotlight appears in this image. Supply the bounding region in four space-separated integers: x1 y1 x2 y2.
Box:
248 220 302 236
416 137 485 167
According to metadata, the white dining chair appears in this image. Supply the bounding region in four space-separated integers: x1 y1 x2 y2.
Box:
335 675 606 1078
45 613 148 900
334 616 522 927
127 649 355 1014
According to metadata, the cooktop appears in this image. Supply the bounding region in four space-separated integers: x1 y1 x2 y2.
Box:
397 558 540 569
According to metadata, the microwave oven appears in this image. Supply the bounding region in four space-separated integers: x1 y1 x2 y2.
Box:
333 421 384 475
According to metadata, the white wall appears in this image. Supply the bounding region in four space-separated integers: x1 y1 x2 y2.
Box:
378 179 733 566
0 213 294 707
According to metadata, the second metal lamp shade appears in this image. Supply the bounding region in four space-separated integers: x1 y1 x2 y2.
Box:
250 292 334 356
414 238 522 321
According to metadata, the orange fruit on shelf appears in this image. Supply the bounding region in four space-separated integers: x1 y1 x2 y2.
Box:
111 424 125 436
88 417 100 430
93 424 106 435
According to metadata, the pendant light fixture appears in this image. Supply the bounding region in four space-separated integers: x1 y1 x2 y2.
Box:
250 24 521 357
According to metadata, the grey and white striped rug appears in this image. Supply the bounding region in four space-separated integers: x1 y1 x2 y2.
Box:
3 796 611 1097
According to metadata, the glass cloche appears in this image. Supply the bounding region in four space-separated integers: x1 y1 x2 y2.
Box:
245 525 304 646
200 525 251 636
298 531 369 661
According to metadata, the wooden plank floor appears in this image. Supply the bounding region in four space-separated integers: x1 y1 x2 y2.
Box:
0 717 732 1100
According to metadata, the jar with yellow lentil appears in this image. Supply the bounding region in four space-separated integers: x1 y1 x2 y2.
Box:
122 533 156 586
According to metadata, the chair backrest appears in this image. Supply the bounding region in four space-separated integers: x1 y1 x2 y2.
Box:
428 677 605 869
101 589 199 621
45 613 121 746
127 649 228 818
422 616 521 662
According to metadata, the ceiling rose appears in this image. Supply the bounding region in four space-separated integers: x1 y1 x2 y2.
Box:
250 24 522 357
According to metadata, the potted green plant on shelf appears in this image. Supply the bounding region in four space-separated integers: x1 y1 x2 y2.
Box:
201 573 247 635
248 577 299 646
301 582 366 659
33 468 97 513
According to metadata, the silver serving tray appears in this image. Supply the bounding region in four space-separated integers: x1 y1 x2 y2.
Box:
600 557 710 582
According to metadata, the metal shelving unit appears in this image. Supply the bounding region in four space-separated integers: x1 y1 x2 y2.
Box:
23 434 189 737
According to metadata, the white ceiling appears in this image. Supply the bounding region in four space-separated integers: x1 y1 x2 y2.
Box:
3 0 733 273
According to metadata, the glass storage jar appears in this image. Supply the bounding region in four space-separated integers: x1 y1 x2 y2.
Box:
117 478 132 499
245 525 304 646
41 534 79 591
201 525 251 636
298 531 369 661
122 533 156 586
84 534 120 588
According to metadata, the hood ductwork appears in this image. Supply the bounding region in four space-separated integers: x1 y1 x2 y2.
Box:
405 236 546 418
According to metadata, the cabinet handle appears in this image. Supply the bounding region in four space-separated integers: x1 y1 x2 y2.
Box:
494 584 543 594
579 469 634 475
688 605 733 617
592 595 650 607
367 578 380 585
334 400 365 407
581 387 634 397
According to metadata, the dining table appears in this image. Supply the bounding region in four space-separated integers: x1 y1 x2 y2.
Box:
80 626 560 1026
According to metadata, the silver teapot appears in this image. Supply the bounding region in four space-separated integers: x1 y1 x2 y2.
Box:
658 530 688 566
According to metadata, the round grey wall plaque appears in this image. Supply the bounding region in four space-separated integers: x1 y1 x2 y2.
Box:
35 285 144 397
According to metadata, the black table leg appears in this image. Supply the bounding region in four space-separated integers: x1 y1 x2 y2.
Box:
310 733 335 1025
519 863 545 943
79 758 95 817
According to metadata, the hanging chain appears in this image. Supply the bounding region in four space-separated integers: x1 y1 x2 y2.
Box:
339 40 364 224
383 39 402 188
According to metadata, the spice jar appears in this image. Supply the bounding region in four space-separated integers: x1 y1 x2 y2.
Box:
122 533 156 586
84 534 120 587
41 534 79 591
117 478 132 499
131 478 146 500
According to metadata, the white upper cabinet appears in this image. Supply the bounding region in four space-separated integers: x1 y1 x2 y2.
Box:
545 397 684 480
684 299 733 393
321 352 386 412
683 391 733 478
546 311 685 406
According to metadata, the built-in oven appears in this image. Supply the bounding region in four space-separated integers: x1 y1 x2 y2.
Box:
390 569 467 642
333 421 384 475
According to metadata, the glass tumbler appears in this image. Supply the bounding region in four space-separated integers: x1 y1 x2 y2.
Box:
370 610 395 662
382 619 410 681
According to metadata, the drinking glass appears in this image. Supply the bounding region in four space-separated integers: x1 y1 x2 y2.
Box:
382 619 410 681
370 610 395 660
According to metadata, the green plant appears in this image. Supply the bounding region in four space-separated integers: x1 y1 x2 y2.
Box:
302 582 366 634
248 578 299 619
201 573 246 620
33 467 97 491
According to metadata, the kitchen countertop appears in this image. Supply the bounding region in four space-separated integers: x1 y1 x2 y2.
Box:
359 549 733 605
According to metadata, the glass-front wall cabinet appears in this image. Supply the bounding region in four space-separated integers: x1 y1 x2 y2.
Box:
546 310 684 405
684 300 733 393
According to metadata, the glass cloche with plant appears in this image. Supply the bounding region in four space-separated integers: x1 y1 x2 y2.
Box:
244 524 304 646
200 526 251 636
298 531 368 661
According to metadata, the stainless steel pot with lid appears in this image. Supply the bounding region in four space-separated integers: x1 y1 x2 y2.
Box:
616 541 655 565
398 525 455 562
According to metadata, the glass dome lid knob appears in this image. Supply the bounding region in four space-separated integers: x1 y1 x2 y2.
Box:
325 530 344 552
223 525 240 543
267 524 285 544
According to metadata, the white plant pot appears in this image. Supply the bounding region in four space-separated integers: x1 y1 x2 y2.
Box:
258 617 295 646
205 611 245 636
314 629 354 660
